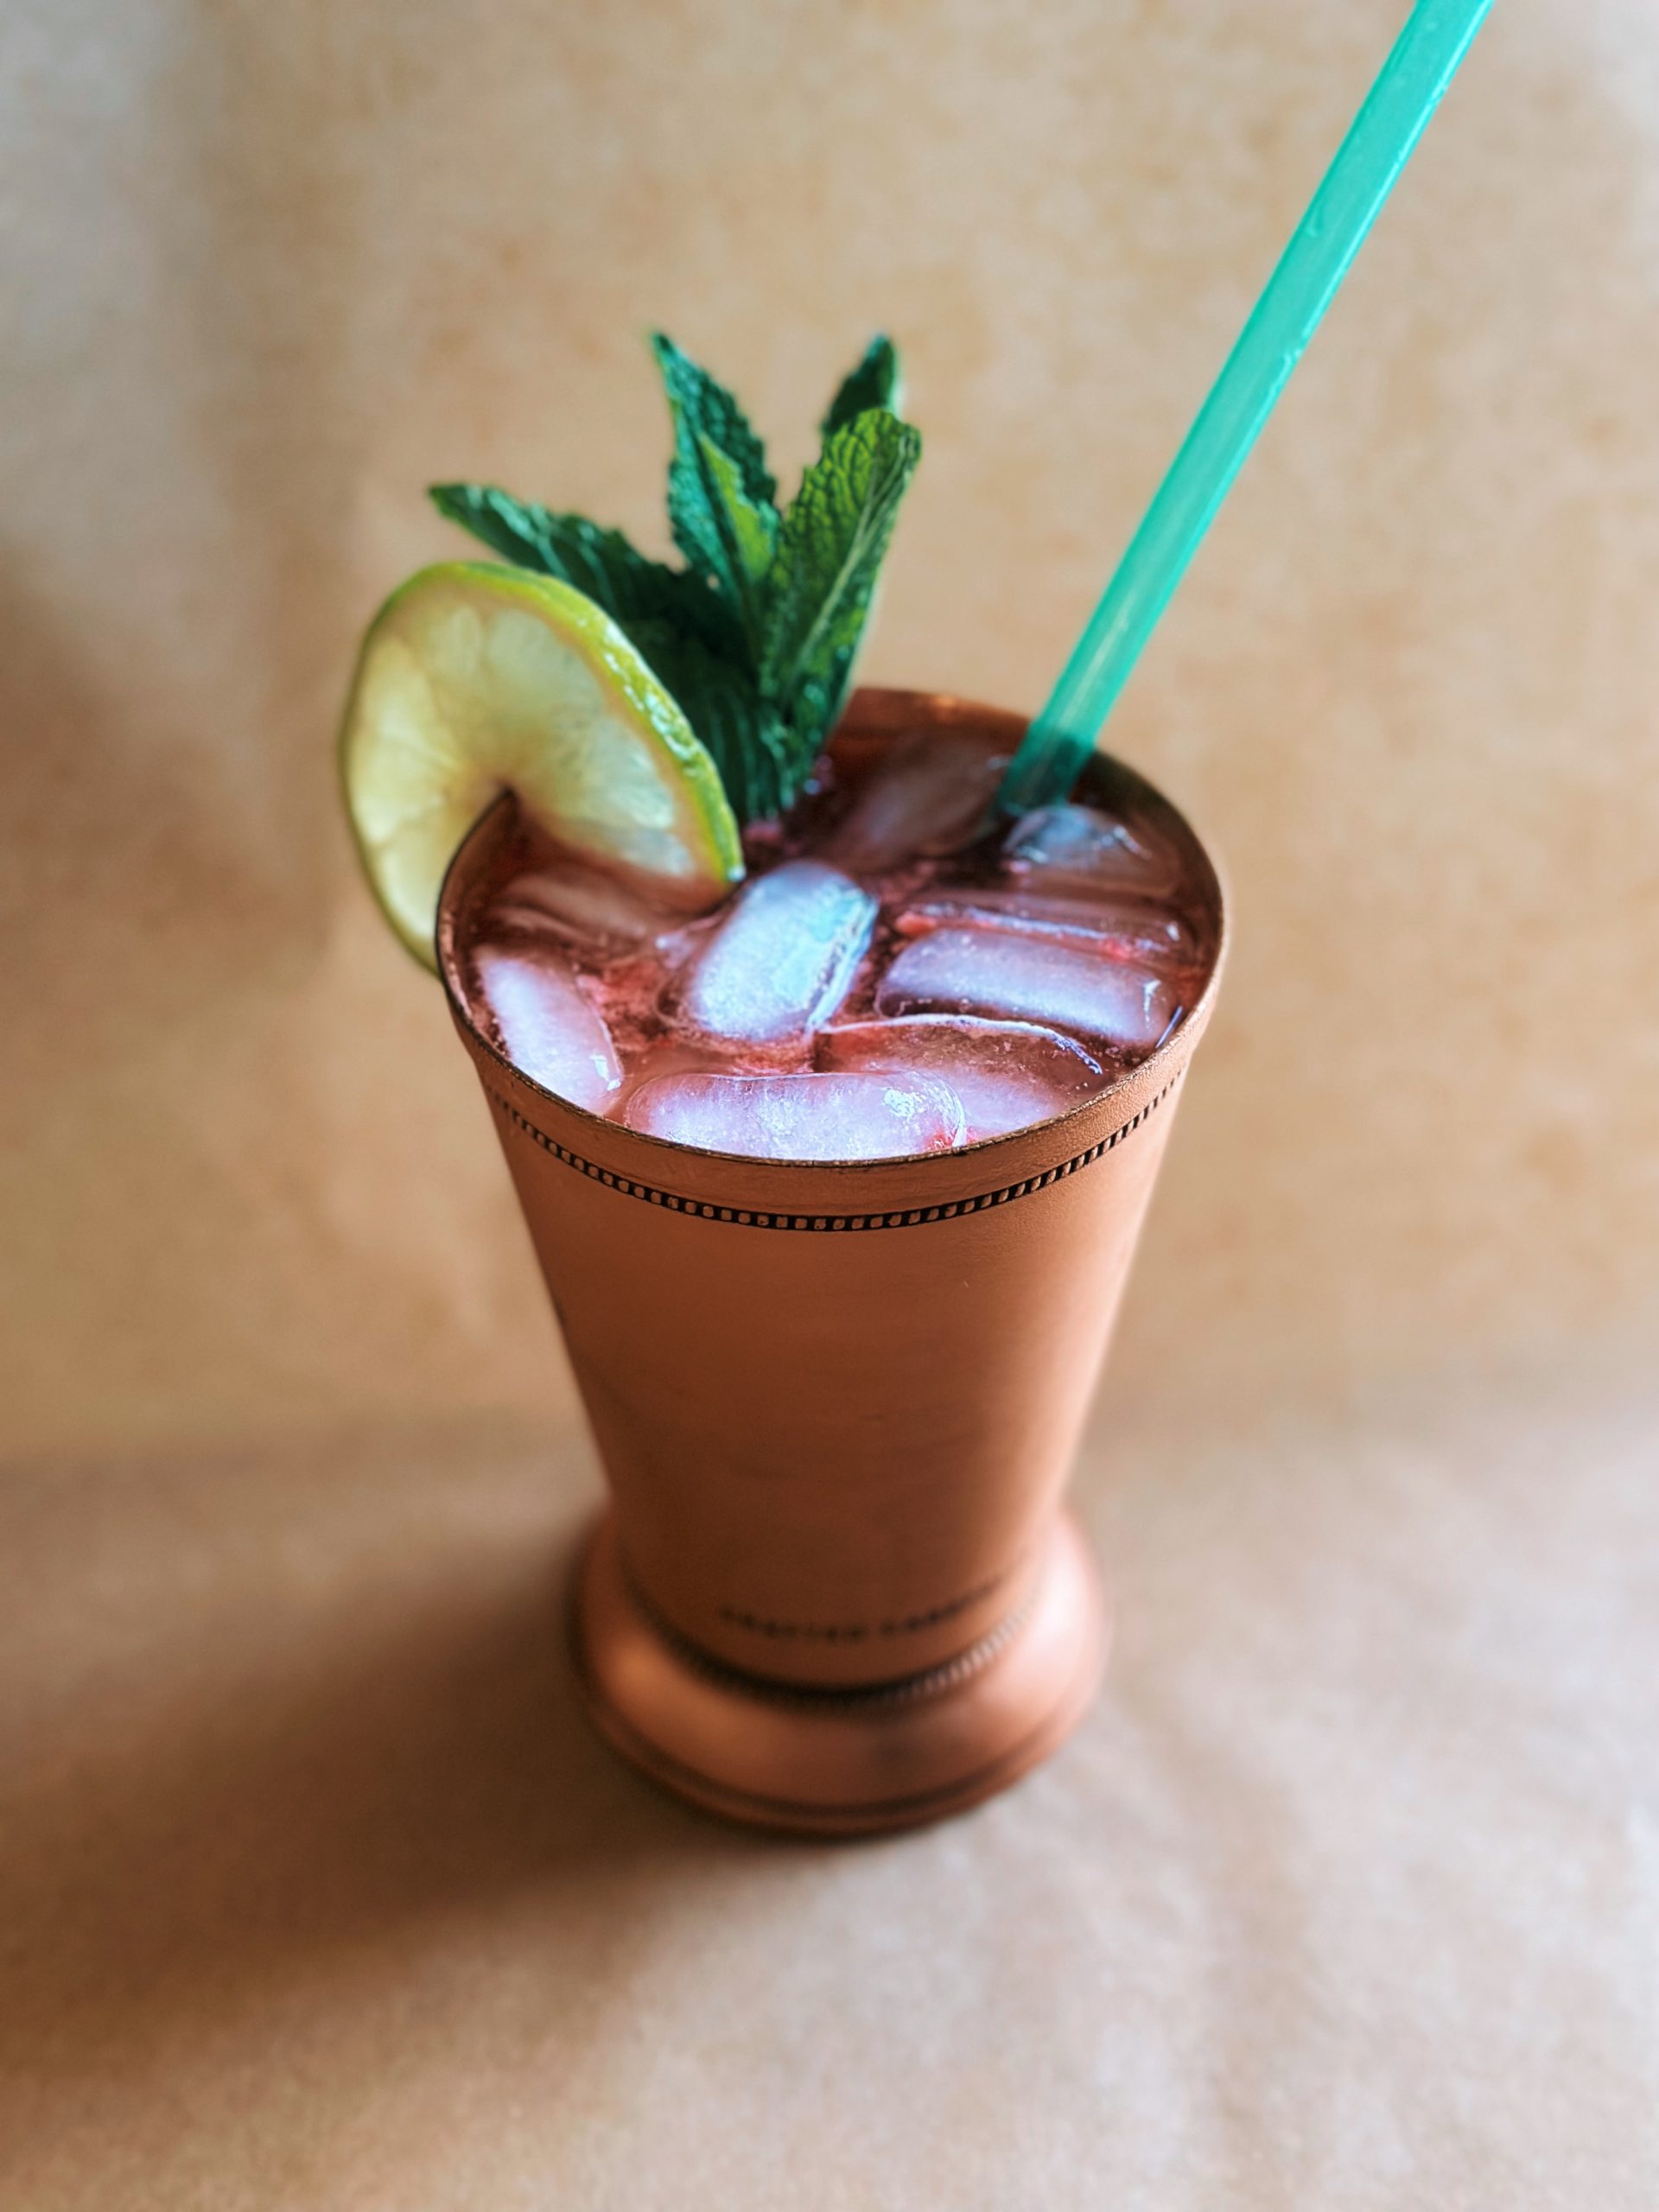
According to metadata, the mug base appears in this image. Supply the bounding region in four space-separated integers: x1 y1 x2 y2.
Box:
569 1512 1109 1838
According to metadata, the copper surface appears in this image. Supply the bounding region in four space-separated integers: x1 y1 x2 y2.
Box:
570 1509 1109 1836
436 688 1226 1835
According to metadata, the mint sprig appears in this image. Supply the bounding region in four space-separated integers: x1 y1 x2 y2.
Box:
429 332 920 828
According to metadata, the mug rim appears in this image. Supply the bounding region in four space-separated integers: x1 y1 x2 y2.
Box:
435 686 1229 1203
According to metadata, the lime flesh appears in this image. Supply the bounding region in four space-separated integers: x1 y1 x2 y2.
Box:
338 562 743 969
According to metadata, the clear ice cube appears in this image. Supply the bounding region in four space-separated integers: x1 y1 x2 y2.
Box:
486 860 666 950
822 732 1003 873
471 946 623 1112
1003 802 1179 897
622 1070 966 1161
875 926 1179 1053
819 1015 1104 1142
895 887 1198 971
678 861 877 1046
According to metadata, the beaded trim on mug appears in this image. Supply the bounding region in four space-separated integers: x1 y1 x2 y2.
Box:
484 1068 1182 1232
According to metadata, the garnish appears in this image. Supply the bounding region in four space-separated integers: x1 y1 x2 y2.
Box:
336 564 742 971
430 333 920 826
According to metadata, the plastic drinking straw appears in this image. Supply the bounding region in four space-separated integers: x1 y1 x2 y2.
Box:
996 0 1492 817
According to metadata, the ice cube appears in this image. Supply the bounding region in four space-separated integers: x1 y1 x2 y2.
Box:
1003 802 1179 897
875 926 1179 1054
486 859 666 950
819 1016 1105 1142
822 732 1003 873
678 861 877 1046
622 1071 966 1161
894 888 1198 970
470 946 623 1112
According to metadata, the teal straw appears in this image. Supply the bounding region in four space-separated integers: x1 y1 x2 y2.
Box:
997 0 1492 817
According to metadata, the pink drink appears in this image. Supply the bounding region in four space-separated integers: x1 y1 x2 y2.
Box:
454 716 1217 1162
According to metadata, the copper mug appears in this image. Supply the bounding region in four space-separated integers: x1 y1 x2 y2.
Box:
437 689 1226 1835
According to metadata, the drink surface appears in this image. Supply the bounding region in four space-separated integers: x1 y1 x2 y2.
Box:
454 714 1219 1163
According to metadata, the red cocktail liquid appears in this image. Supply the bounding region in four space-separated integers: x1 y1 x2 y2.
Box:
454 719 1216 1161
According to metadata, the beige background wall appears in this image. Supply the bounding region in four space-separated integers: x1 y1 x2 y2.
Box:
8 10 1659 2209
5 0 1656 1449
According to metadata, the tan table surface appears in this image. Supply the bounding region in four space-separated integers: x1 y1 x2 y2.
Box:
6 1361 1655 2210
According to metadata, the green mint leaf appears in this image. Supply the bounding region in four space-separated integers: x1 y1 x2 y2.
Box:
623 616 790 825
697 429 779 593
820 334 903 438
760 409 922 796
429 482 741 660
650 332 777 507
663 429 779 658
652 334 779 653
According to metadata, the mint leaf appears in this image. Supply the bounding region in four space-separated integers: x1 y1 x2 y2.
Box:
429 481 741 660
821 335 903 438
760 410 922 797
651 333 777 507
696 430 779 599
624 617 790 824
664 433 777 658
652 334 779 654
429 483 626 601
